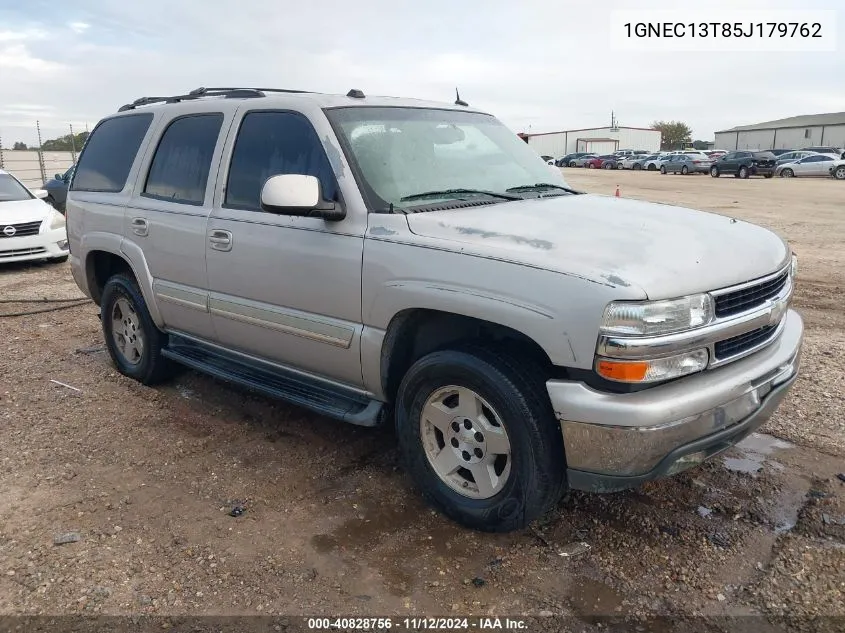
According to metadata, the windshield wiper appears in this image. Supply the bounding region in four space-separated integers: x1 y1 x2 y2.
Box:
505 183 579 195
400 188 521 203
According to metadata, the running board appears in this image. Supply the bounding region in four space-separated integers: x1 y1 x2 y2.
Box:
162 337 383 427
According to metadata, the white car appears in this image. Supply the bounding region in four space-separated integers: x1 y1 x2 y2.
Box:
0 169 69 264
829 159 845 180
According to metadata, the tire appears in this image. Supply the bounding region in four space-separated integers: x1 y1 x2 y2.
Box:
587 163 595 169
603 162 612 169
647 164 656 171
710 166 720 177
660 165 667 174
395 346 566 532
764 173 773 179
617 162 624 170
681 165 689 175
781 168 794 178
738 166 749 179
633 163 642 170
568 161 576 168
101 273 174 385
832 166 845 180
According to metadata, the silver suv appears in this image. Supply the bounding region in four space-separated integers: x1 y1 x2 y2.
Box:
67 87 803 532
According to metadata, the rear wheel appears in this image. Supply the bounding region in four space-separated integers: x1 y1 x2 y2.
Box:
633 163 642 171
587 163 595 169
568 161 576 168
681 165 689 175
738 166 749 179
660 165 667 174
833 166 845 180
781 168 794 178
101 273 175 385
603 162 613 169
710 166 720 177
395 347 566 532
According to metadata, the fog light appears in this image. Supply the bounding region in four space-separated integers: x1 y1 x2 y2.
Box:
57 240 69 250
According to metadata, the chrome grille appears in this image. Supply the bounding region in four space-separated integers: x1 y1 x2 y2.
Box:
0 247 47 258
0 221 42 238
714 325 777 360
714 269 789 318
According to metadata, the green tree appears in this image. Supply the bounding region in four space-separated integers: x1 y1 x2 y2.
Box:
41 131 89 151
13 141 28 150
651 121 693 150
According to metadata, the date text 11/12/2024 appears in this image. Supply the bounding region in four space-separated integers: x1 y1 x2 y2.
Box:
306 617 529 630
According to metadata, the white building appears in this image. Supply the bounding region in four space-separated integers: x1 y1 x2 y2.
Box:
714 112 845 151
523 126 662 158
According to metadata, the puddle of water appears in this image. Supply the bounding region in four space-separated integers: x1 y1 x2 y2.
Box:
568 576 625 616
723 433 793 475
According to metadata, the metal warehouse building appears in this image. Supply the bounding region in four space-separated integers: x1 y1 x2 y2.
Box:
523 126 662 157
714 112 845 151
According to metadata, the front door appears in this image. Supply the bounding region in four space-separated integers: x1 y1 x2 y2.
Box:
205 109 366 388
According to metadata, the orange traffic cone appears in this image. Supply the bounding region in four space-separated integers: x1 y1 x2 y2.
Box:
615 185 620 198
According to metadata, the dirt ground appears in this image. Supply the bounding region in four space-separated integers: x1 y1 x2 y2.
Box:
1 169 843 630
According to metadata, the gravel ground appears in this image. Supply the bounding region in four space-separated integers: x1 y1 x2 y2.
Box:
0 169 842 631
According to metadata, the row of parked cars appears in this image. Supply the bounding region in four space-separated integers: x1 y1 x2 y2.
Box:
549 147 845 180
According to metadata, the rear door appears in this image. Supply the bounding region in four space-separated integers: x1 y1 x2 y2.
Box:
124 104 231 339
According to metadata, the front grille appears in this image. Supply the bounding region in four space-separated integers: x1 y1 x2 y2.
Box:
0 247 47 259
714 325 777 359
715 270 789 318
0 221 42 238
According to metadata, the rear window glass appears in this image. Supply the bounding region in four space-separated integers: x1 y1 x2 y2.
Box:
72 114 153 192
143 114 223 205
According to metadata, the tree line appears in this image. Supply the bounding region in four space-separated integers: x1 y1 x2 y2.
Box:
9 131 90 152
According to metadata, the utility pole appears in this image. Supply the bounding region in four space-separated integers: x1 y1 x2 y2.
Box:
70 123 77 162
36 120 46 183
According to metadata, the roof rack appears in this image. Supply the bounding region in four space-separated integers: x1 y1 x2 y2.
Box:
117 86 314 112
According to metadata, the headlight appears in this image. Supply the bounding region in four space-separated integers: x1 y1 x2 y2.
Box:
596 348 709 383
42 209 66 231
600 294 715 337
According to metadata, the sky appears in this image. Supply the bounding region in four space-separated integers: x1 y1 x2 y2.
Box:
1 0 843 147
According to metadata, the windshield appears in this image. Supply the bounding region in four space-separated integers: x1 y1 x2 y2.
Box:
326 107 569 210
0 174 34 203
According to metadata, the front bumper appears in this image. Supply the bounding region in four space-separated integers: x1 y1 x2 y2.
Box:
548 309 803 492
0 228 68 263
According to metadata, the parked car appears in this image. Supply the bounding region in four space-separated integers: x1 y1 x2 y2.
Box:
774 151 817 166
710 151 777 178
643 154 672 171
582 154 618 169
775 154 838 178
660 154 712 175
768 149 795 157
0 169 69 264
67 86 803 532
557 152 590 167
706 151 726 160
802 146 842 155
620 154 650 170
540 155 555 164
570 153 597 167
829 159 845 180
42 165 75 212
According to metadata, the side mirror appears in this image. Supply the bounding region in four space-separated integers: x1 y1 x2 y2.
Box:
54 173 63 180
260 174 345 221
33 189 49 199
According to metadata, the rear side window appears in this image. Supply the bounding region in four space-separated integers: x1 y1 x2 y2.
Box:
71 114 153 192
143 114 224 205
225 111 337 211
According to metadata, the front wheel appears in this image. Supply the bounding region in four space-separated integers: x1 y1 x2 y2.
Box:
738 166 749 179
101 273 175 385
587 163 595 169
396 347 566 532
681 165 689 175
710 166 720 177
660 165 667 174
781 168 794 178
633 163 642 171
832 166 845 180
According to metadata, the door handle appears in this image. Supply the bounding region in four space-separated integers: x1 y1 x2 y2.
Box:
130 217 149 237
209 229 233 252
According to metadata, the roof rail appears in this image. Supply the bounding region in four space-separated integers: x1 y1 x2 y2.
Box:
117 86 314 112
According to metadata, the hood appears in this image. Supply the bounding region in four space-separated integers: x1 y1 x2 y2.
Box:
405 194 789 299
0 198 52 225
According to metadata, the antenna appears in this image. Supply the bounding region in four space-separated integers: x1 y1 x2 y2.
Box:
454 88 468 107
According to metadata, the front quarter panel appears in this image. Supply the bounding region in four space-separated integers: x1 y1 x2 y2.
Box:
361 217 645 395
